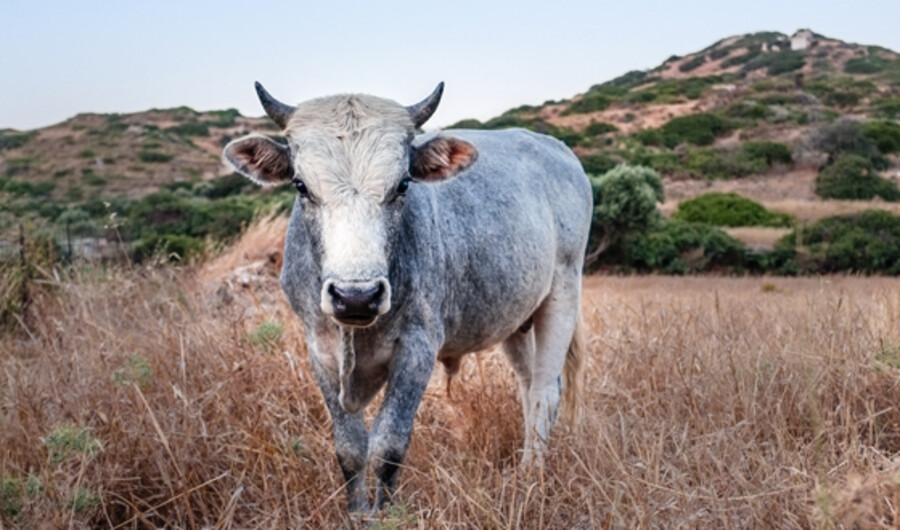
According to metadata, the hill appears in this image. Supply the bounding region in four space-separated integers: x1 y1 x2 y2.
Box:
3 29 900 261
450 30 900 213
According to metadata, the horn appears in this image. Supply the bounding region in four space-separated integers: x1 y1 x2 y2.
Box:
254 81 295 130
406 82 444 129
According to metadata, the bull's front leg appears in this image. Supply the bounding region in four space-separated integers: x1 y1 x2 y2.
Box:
309 354 370 514
368 331 436 508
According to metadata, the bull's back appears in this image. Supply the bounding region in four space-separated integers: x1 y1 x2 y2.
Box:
418 128 591 353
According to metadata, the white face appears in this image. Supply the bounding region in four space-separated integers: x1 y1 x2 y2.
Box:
286 104 414 328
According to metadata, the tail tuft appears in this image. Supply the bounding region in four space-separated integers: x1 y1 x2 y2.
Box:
561 314 585 425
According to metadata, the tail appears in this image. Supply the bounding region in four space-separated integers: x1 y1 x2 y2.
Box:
561 314 586 425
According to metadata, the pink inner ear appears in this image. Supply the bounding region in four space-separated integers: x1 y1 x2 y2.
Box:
413 137 478 181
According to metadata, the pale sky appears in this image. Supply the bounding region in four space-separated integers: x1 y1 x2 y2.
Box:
2 1 899 131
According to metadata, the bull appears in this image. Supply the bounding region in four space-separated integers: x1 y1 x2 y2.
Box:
223 81 592 514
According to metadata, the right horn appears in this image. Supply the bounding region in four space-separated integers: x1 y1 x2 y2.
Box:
406 82 444 129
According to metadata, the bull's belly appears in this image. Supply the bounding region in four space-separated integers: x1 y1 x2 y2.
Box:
436 276 550 358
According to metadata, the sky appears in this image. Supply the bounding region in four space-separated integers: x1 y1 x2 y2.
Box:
2 1 900 131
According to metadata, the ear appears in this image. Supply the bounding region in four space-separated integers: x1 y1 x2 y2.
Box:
410 135 478 182
222 134 293 186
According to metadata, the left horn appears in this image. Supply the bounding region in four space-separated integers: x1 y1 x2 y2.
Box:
406 82 444 129
254 81 295 130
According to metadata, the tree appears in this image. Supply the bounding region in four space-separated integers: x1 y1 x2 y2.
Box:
586 164 664 264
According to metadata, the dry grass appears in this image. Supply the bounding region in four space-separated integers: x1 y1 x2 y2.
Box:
2 231 900 527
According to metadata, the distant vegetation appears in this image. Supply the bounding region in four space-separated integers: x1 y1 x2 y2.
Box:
673 193 793 227
814 154 899 201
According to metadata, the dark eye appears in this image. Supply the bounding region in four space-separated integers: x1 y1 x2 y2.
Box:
293 178 309 197
396 178 411 195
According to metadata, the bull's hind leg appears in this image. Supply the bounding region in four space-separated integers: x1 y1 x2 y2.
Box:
521 271 582 467
502 322 536 457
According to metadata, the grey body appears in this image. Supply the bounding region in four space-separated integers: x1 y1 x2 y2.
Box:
223 84 591 515
282 128 590 509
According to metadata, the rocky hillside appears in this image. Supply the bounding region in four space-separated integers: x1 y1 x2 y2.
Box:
3 29 900 259
450 29 900 204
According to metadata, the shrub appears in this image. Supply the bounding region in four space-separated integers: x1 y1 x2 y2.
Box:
814 154 899 201
165 121 210 137
561 93 613 116
447 118 483 129
709 48 730 60
679 55 706 72
722 48 761 68
644 113 730 148
206 108 241 128
586 164 664 262
874 98 900 119
682 147 767 179
673 192 792 227
584 121 618 135
3 179 55 196
787 210 900 274
78 149 95 159
602 220 749 274
138 150 174 163
0 130 36 151
844 55 891 74
767 50 805 75
625 76 723 104
813 120 888 169
132 233 205 263
742 140 793 165
579 153 617 176
807 77 877 108
861 120 900 154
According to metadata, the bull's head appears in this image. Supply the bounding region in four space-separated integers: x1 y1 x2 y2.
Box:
223 82 477 328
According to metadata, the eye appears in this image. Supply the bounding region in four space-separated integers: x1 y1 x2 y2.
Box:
293 178 309 198
396 177 411 195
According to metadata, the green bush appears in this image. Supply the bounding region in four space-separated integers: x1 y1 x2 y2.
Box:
786 210 900 274
679 55 706 72
447 118 483 129
813 120 888 169
561 93 613 116
814 154 899 201
861 120 900 154
206 108 241 127
77 149 95 159
742 50 804 75
641 113 730 148
625 76 723 104
133 233 205 263
165 121 210 137
874 98 900 119
0 130 36 151
584 121 618 135
587 164 664 261
722 48 761 68
844 55 891 74
579 153 617 176
681 147 767 179
138 150 174 163
673 192 792 227
602 220 749 274
742 140 793 165
2 179 55 196
807 77 877 108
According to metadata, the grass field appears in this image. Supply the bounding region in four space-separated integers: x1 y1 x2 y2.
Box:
2 226 900 528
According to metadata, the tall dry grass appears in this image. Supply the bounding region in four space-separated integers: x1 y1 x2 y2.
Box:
2 229 900 527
